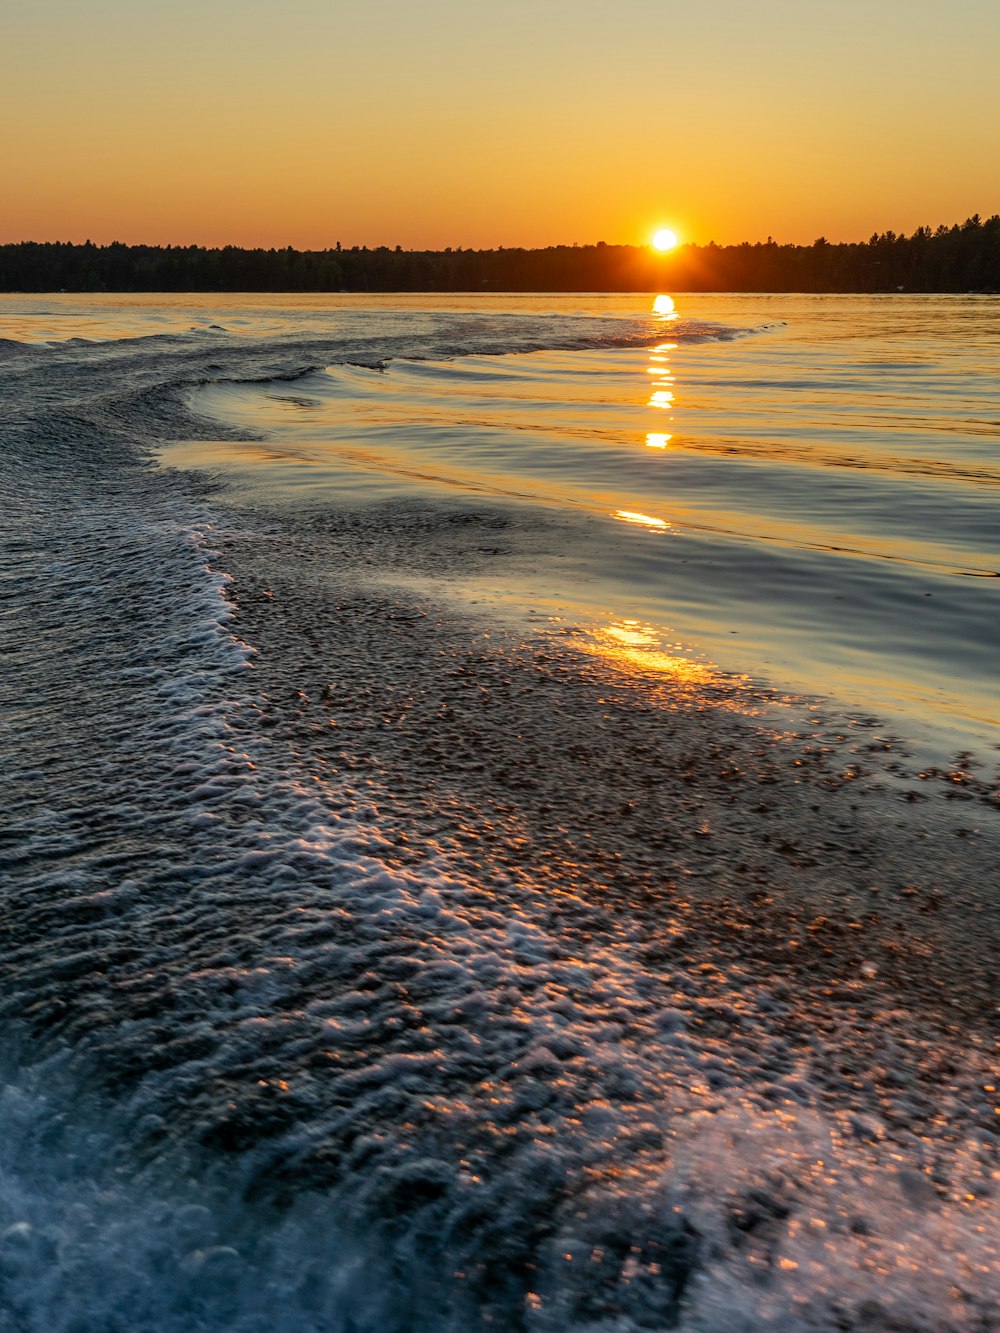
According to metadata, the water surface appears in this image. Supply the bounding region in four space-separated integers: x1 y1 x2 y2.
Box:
158 292 1000 758
1 291 998 1333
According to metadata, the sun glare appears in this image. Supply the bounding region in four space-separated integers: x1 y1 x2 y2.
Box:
652 228 678 251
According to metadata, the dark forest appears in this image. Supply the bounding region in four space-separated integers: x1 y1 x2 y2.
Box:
2 215 997 293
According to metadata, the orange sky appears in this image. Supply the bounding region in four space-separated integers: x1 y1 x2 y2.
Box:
4 0 998 249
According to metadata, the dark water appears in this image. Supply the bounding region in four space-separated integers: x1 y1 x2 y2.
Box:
0 293 998 1331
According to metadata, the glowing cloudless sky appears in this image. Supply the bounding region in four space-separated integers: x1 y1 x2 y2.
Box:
4 0 999 249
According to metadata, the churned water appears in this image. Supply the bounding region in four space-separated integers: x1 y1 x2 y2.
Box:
0 292 998 1331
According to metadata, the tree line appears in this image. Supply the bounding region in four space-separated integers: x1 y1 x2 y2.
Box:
1 215 997 293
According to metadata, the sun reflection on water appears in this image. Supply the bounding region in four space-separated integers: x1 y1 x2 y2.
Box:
614 510 669 530
586 619 721 690
606 621 659 648
645 298 678 437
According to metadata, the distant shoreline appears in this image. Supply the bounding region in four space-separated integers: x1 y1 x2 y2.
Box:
2 215 998 294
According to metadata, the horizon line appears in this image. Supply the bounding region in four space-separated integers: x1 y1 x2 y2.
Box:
4 214 998 255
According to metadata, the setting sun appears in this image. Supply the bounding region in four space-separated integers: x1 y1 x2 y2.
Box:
652 228 679 251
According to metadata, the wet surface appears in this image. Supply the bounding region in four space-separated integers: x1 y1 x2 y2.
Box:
0 298 998 1330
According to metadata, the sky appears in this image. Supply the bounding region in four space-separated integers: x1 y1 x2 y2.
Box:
4 0 999 249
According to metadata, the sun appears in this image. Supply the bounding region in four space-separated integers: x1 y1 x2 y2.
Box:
652 228 678 252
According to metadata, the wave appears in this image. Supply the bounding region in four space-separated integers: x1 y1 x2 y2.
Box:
3 495 996 1329
2 308 998 1330
0 306 768 360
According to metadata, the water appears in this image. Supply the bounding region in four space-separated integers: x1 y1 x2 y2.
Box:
1 291 998 1331
164 293 1000 756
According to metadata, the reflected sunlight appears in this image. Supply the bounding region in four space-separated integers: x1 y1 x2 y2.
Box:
587 620 720 689
644 323 677 439
606 620 658 647
615 509 669 530
652 294 677 317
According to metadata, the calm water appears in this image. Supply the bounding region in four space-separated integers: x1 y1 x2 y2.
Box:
1 291 998 1332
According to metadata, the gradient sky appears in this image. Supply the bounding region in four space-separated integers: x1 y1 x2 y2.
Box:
5 0 999 249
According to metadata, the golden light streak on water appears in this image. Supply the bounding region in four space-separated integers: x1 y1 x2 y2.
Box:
586 620 723 690
614 510 668 530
